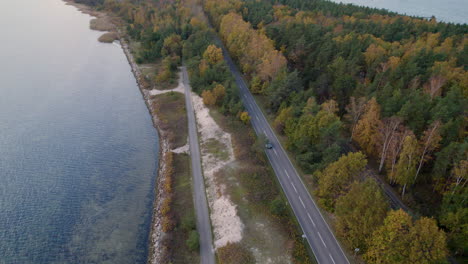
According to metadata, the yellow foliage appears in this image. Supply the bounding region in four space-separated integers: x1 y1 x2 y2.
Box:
161 197 172 216
250 76 267 94
162 216 175 232
387 56 401 71
220 12 286 80
199 59 209 76
239 111 251 124
203 45 224 65
321 99 339 114
353 98 382 156
364 44 387 65
190 17 203 28
213 83 226 103
156 68 172 83
202 90 216 106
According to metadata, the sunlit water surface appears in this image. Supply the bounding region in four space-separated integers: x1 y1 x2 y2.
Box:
0 0 158 263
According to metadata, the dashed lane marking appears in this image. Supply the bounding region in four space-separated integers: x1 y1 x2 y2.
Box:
318 232 327 248
299 196 305 208
307 213 316 227
291 182 297 193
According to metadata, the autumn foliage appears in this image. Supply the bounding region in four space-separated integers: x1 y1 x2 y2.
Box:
219 12 286 87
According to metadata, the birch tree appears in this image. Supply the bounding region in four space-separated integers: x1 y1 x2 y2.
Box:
395 135 419 196
345 96 367 140
414 121 442 182
378 117 402 172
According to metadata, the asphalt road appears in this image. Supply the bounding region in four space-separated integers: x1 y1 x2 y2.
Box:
181 66 215 264
220 48 350 263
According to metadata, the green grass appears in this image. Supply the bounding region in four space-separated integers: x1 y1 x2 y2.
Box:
171 153 200 264
208 109 314 264
152 92 188 149
202 138 230 161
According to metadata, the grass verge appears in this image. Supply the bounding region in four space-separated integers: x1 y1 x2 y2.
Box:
208 109 313 264
169 153 199 263
152 92 188 149
151 92 198 263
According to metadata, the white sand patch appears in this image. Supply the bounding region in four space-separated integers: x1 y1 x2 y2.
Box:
149 72 184 96
191 93 243 249
172 143 189 154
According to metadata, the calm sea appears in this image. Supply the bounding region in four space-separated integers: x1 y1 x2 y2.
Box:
0 0 158 263
330 0 468 24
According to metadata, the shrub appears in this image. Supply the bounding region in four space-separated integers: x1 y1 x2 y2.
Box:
181 215 196 231
186 230 200 251
161 197 172 216
202 90 216 105
270 196 287 217
162 216 175 232
217 243 255 264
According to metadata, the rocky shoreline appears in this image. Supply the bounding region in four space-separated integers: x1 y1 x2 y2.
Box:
118 32 168 264
64 1 168 263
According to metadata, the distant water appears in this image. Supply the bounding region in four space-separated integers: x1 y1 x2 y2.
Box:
330 0 468 24
0 0 158 263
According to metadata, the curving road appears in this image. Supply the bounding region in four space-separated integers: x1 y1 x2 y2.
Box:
219 46 350 263
181 66 215 264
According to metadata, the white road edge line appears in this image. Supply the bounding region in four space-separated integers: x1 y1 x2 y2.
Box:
318 232 327 248
299 196 305 208
329 254 336 264
307 213 316 227
291 182 298 193
232 50 350 264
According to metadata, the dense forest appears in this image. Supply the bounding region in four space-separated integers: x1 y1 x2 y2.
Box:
90 0 465 262
203 0 467 262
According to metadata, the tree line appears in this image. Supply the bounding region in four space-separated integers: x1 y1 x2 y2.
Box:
203 0 467 261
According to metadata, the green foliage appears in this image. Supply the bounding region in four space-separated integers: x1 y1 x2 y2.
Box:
314 152 367 210
267 70 303 112
270 196 287 217
394 135 419 196
186 230 200 251
438 159 468 256
105 0 466 260
181 214 196 231
242 0 273 28
282 99 345 174
335 178 389 252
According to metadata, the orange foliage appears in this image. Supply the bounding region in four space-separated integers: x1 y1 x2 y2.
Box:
202 90 216 105
220 12 286 81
